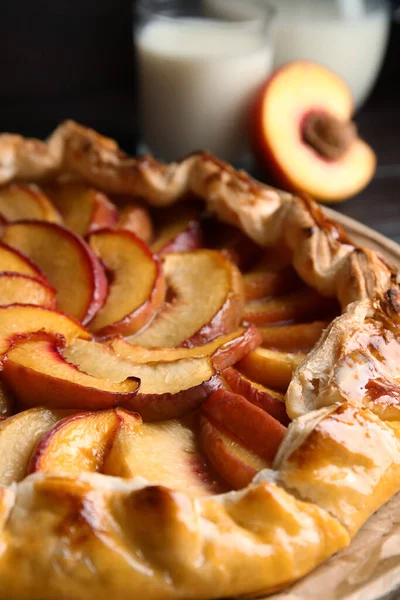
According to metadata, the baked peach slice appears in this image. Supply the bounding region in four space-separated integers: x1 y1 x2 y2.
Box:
203 218 261 271
242 245 297 301
30 408 219 495
29 408 121 475
0 379 14 416
151 205 203 255
201 389 287 463
223 367 288 425
243 266 299 302
199 415 268 490
258 320 328 353
0 273 56 308
130 250 244 348
117 202 154 244
0 183 61 222
62 338 220 420
243 287 337 326
103 412 218 495
0 241 44 278
251 61 376 202
238 347 305 391
2 333 140 410
2 221 108 324
0 407 62 485
44 182 118 236
112 325 262 371
0 304 91 359
88 229 165 337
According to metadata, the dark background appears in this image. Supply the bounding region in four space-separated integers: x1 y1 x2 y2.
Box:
0 0 399 242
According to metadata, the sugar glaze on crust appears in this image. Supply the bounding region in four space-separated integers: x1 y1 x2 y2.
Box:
0 121 399 599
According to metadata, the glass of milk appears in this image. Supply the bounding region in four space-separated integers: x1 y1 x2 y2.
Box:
270 0 390 109
135 0 274 162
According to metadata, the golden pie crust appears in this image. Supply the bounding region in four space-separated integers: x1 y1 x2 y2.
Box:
0 121 399 599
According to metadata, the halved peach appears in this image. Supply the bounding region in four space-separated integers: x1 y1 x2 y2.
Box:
0 407 62 485
0 272 56 308
44 182 118 236
0 304 91 359
2 333 140 410
201 388 286 462
112 325 262 371
199 415 268 489
151 205 203 255
258 321 328 353
0 183 61 222
243 288 337 326
88 229 165 337
130 250 244 348
62 338 220 420
251 61 376 202
117 202 154 244
223 367 288 425
2 221 108 324
0 241 44 278
238 347 305 391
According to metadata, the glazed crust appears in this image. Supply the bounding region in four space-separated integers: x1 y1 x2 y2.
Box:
0 473 349 600
0 121 399 599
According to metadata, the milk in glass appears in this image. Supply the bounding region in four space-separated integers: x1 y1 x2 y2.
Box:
137 18 272 161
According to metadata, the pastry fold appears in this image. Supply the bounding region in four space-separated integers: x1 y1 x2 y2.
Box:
0 473 349 599
274 402 400 537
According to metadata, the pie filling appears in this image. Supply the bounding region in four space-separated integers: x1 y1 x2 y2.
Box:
0 183 341 495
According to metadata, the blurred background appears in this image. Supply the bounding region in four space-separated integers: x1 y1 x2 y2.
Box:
0 0 398 241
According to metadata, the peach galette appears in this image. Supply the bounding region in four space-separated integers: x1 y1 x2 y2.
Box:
0 122 397 600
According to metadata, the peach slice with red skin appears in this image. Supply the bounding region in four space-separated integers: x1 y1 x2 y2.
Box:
0 272 56 309
151 205 203 255
0 304 91 360
201 389 287 463
0 379 14 416
0 407 64 485
251 61 376 202
2 333 140 411
111 325 262 371
103 413 219 494
30 408 219 495
116 202 154 245
0 183 61 222
223 367 289 425
62 337 220 421
238 347 305 391
243 287 338 326
130 250 244 348
199 415 268 490
44 182 119 236
258 320 328 353
203 218 262 271
88 229 165 337
2 220 108 324
243 266 299 302
0 241 44 278
29 408 121 476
